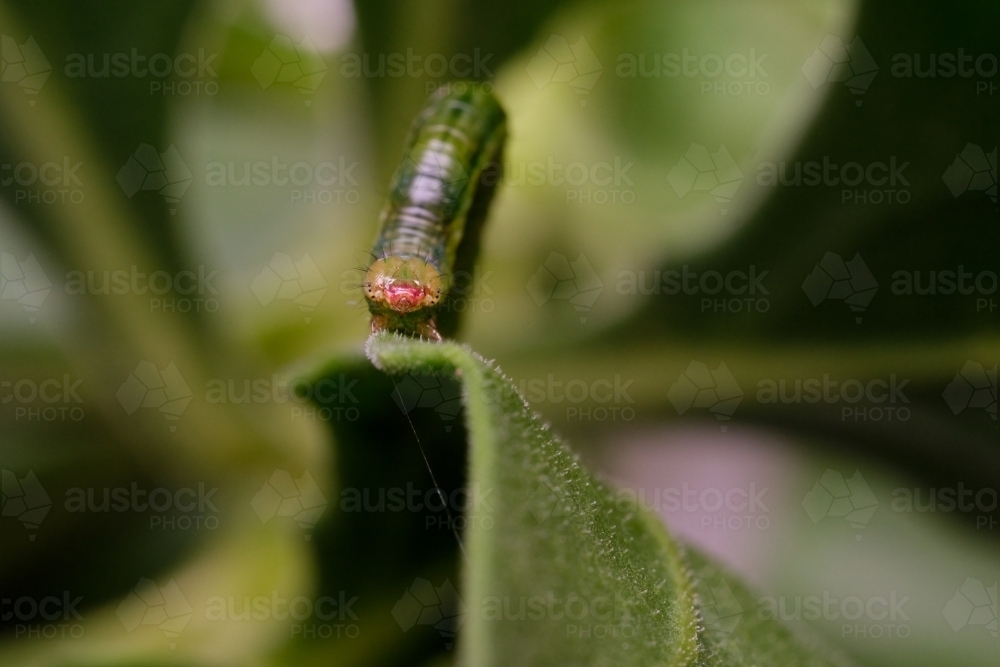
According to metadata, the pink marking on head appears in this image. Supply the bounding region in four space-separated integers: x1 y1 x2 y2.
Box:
383 281 427 312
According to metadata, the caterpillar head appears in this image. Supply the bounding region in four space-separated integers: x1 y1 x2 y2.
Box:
364 257 443 314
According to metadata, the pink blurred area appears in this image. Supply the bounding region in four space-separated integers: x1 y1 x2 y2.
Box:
594 422 810 587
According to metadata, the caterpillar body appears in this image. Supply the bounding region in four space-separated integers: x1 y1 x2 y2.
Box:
364 85 506 340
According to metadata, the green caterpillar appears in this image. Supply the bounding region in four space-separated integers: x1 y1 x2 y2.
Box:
364 84 506 340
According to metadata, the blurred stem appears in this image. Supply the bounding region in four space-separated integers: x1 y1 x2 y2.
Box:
354 0 462 185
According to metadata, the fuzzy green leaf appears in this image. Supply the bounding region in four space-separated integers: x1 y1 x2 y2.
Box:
366 332 854 667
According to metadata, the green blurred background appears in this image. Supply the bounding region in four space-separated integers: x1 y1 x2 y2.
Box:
0 0 996 665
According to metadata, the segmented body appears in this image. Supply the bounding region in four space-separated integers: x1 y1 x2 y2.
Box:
365 85 506 339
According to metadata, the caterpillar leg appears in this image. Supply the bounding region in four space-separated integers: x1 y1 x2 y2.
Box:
370 313 390 334
416 318 442 342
